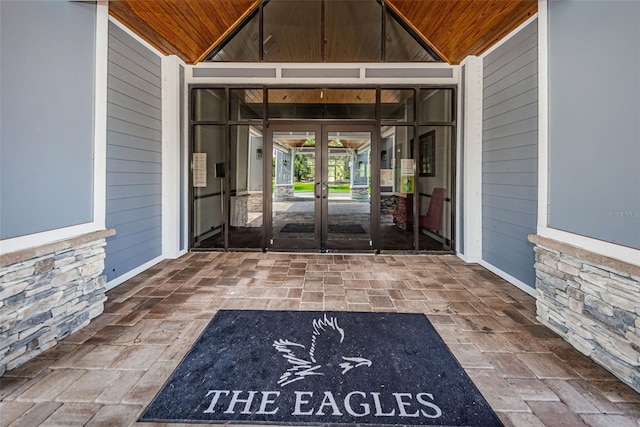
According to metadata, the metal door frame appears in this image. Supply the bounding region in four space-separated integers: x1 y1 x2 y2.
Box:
265 123 377 252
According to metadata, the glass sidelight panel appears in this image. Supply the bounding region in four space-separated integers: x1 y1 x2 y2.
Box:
378 125 453 251
192 125 226 249
325 130 372 250
417 126 453 251
379 126 415 251
270 129 319 249
229 125 264 249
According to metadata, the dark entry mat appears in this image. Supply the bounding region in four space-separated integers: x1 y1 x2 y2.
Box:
140 310 502 426
281 223 366 234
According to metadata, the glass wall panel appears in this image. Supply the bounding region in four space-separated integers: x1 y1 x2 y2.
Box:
385 11 437 62
263 0 322 62
417 125 453 251
381 89 415 122
193 89 225 122
229 125 264 249
189 85 454 253
192 125 226 249
267 89 376 120
379 126 415 251
325 0 382 62
208 11 259 61
419 89 454 123
231 89 263 121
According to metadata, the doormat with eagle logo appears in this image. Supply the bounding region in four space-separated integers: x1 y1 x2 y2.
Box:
140 310 503 426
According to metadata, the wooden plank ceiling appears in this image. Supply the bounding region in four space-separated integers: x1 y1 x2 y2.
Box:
109 0 537 65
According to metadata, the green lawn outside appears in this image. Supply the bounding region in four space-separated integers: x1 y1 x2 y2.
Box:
294 182 351 193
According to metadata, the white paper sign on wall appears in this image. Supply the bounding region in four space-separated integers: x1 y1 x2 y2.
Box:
193 153 207 187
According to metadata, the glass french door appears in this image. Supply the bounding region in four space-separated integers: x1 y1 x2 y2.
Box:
267 124 375 252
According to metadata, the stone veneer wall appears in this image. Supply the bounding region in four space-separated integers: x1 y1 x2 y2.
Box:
380 195 398 214
0 229 114 375
529 234 640 392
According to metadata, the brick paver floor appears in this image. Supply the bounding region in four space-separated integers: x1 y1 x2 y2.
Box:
1 252 639 426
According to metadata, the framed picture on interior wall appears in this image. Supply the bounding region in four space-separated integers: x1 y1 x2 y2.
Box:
419 130 436 177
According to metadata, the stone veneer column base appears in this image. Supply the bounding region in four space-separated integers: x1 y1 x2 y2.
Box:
529 234 640 393
0 229 115 376
248 193 263 213
274 185 294 201
350 187 369 200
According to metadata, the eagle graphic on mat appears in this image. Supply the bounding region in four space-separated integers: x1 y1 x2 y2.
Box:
273 314 372 386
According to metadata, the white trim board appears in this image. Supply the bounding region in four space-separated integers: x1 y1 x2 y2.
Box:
186 63 459 86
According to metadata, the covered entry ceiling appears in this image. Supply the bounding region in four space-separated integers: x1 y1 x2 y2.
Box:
109 0 537 65
274 131 371 150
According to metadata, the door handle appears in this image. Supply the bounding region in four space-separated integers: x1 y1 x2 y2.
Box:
315 182 321 199
322 182 328 199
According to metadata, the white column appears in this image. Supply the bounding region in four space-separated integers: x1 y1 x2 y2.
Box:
537 0 549 232
350 150 355 188
460 56 483 262
94 1 108 231
289 148 295 185
162 55 181 259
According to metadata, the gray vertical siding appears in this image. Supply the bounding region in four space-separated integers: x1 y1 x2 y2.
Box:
105 22 162 282
548 1 640 249
0 1 96 239
482 19 538 288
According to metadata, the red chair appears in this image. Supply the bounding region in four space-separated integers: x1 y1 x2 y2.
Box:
419 187 446 233
402 188 445 234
